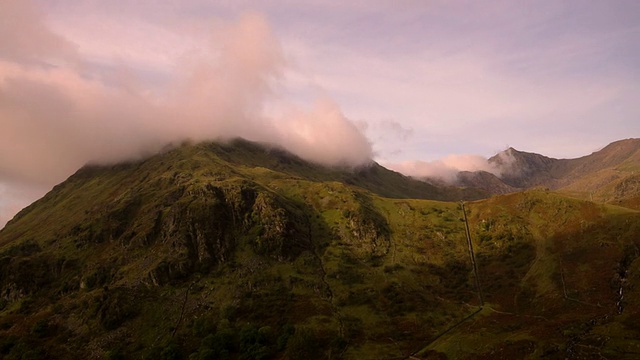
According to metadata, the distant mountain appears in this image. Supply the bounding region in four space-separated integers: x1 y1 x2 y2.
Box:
488 147 563 188
1 138 639 359
456 170 518 195
458 138 640 206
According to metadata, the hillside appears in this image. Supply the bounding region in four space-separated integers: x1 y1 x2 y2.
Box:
421 190 640 359
202 139 489 201
1 139 640 359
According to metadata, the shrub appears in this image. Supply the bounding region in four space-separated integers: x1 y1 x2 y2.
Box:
285 328 319 360
30 319 49 337
160 342 181 360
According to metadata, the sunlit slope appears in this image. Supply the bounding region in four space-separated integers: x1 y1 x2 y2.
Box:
558 139 640 207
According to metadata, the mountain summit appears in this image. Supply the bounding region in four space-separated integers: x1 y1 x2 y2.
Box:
459 138 640 206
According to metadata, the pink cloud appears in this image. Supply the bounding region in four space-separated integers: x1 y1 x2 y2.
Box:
386 154 504 183
0 4 374 227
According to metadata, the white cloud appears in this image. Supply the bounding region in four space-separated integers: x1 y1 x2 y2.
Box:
386 154 504 183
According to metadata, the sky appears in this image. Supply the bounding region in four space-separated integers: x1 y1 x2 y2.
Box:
1 0 639 228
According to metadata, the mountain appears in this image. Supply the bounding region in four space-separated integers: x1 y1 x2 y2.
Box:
459 138 640 206
488 147 563 188
456 170 518 195
1 139 640 359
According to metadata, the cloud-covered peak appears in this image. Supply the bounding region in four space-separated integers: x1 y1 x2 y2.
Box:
0 1 374 227
0 4 372 186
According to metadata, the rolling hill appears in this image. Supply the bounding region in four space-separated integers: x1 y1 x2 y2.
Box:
0 138 639 359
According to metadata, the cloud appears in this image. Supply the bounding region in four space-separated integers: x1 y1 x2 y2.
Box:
0 180 48 228
0 10 370 176
273 99 372 166
386 153 507 184
0 2 373 228
272 0 640 161
3 0 639 230
340 119 414 161
0 0 78 64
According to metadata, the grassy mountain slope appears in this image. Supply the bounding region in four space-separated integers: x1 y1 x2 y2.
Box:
193 139 488 201
560 139 640 205
0 140 485 359
1 140 639 359
419 190 640 359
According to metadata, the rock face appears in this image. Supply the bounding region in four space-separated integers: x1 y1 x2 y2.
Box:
343 193 390 260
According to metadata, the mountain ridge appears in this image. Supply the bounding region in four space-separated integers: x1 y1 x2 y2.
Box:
457 138 640 204
3 138 489 234
1 137 640 359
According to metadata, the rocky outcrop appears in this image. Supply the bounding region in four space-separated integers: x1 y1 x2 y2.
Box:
343 194 390 260
140 182 311 285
